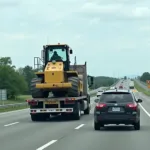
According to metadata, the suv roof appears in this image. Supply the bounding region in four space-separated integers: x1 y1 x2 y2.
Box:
103 89 131 94
99 89 134 103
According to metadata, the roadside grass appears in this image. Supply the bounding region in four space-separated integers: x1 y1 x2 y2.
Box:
0 95 31 113
134 82 150 96
0 105 29 113
0 95 32 105
90 93 96 97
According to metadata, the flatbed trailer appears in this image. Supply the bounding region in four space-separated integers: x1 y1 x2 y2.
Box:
27 95 91 121
29 46 94 121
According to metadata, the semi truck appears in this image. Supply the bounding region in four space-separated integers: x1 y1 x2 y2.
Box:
27 43 94 121
129 81 134 89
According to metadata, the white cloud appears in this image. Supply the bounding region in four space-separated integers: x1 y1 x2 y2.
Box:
80 2 123 14
127 7 150 18
1 33 35 40
89 18 101 25
0 0 19 8
139 26 150 31
74 34 82 40
79 1 150 20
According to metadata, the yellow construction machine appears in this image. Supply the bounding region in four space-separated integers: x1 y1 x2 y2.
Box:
30 43 93 98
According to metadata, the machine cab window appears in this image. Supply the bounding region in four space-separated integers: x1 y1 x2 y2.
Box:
44 45 70 71
48 48 67 62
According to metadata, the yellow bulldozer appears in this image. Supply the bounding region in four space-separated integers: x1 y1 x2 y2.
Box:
30 43 93 98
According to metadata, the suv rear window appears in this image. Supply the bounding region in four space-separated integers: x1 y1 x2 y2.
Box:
100 92 133 103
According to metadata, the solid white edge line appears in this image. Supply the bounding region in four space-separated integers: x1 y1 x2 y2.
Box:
36 140 57 150
139 103 150 117
75 124 85 129
4 122 19 127
134 89 150 118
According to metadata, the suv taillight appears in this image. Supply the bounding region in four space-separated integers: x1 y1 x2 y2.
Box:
96 103 106 109
126 103 137 110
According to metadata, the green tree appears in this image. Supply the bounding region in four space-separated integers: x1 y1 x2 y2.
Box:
0 57 28 99
140 72 150 82
0 57 12 65
91 76 118 89
17 65 36 94
0 57 15 68
0 65 28 99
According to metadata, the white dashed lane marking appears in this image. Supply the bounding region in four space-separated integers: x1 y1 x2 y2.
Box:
4 122 19 127
75 124 85 129
36 140 57 150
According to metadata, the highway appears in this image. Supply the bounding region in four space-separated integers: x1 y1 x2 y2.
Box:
1 80 150 150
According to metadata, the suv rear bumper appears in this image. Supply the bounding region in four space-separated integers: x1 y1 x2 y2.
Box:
94 114 139 124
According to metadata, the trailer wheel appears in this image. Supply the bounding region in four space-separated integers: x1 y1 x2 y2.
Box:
68 77 80 97
73 103 81 120
30 78 49 98
84 105 90 114
31 114 39 121
84 96 90 114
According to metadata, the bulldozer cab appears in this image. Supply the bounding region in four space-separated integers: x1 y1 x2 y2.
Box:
42 44 72 71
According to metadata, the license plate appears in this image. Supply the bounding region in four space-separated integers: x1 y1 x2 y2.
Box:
44 101 59 104
112 107 120 112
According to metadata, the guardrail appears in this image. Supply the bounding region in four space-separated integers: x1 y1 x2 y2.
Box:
0 80 120 110
0 102 28 109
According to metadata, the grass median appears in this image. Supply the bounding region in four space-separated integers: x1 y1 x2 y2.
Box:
2 95 31 104
0 105 29 113
0 95 31 113
134 82 150 96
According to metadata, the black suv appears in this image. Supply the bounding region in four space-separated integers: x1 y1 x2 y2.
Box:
94 89 142 130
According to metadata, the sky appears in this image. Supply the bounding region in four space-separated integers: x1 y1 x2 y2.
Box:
0 0 150 77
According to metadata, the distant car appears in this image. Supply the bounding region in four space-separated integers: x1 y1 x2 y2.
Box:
97 90 104 97
94 89 142 130
119 85 123 89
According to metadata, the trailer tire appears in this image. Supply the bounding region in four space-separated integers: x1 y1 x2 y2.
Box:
68 77 80 97
73 103 81 120
30 78 49 98
84 95 90 114
84 105 90 114
31 114 39 121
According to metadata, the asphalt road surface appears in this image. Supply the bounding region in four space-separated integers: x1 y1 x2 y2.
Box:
1 80 150 150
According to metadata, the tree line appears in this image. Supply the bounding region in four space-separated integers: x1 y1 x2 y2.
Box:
0 57 36 99
91 76 118 89
0 57 118 99
138 72 150 82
